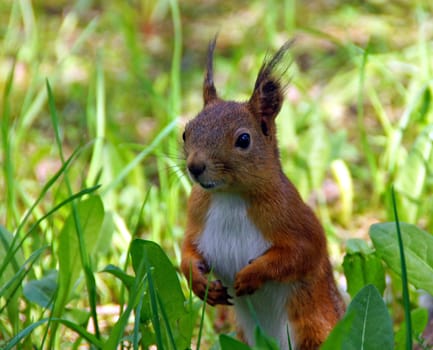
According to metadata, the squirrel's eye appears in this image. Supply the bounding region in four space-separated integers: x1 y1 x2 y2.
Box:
235 133 251 149
182 131 186 142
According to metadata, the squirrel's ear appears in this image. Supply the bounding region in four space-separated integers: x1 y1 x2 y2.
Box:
203 36 218 106
248 40 293 135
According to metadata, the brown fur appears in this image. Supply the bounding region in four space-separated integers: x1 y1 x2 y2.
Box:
181 39 345 350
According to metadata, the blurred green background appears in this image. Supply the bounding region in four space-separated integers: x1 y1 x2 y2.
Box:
1 0 433 348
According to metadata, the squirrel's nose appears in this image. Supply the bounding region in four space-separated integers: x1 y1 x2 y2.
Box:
188 161 206 178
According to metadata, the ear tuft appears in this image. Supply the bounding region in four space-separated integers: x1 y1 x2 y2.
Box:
203 36 218 106
262 80 278 94
249 40 294 127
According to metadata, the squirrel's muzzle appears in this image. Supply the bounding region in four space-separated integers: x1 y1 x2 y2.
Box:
187 161 206 179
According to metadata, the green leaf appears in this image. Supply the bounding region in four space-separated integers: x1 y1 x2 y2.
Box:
130 239 195 350
343 239 386 297
63 308 91 327
321 311 356 350
4 318 50 350
103 119 178 193
394 125 433 222
0 247 46 309
0 226 25 296
23 270 57 308
252 326 280 350
330 159 353 225
0 225 25 325
321 285 394 350
345 238 374 255
370 222 433 295
395 308 428 350
101 264 134 290
93 211 114 256
220 334 251 350
300 123 331 190
416 87 431 123
53 195 105 318
390 188 412 350
53 317 103 347
4 316 103 349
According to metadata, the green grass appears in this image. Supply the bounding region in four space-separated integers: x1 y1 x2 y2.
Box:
1 0 433 348
392 188 412 350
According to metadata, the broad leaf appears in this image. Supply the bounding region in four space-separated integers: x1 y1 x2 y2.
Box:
130 239 195 350
101 264 134 290
370 222 433 294
53 195 105 318
343 239 385 297
321 284 393 349
23 270 57 308
220 334 251 350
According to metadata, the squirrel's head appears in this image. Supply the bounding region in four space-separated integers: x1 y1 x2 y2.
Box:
183 38 292 193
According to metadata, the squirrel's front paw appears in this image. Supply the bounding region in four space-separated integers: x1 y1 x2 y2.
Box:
190 262 232 306
207 280 233 306
193 277 232 306
234 268 263 296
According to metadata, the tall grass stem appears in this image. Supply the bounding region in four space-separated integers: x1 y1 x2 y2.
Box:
46 80 101 340
391 187 412 350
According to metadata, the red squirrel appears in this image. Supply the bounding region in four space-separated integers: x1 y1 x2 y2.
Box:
180 38 345 350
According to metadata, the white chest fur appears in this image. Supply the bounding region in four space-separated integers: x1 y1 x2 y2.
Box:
196 193 293 349
196 193 270 285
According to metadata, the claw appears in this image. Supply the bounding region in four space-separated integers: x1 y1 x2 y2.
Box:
201 279 233 306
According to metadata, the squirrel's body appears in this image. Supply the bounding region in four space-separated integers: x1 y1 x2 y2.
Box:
194 191 293 347
181 39 345 350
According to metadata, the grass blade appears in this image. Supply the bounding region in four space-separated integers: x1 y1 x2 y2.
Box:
1 61 18 228
4 317 104 350
104 259 147 349
357 42 378 199
46 79 101 340
146 256 164 349
157 294 178 350
394 124 433 222
196 272 213 350
4 318 49 350
87 59 106 186
0 149 80 279
133 295 143 350
53 318 104 347
0 183 100 289
168 0 181 119
102 118 178 194
0 247 46 313
391 187 412 350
